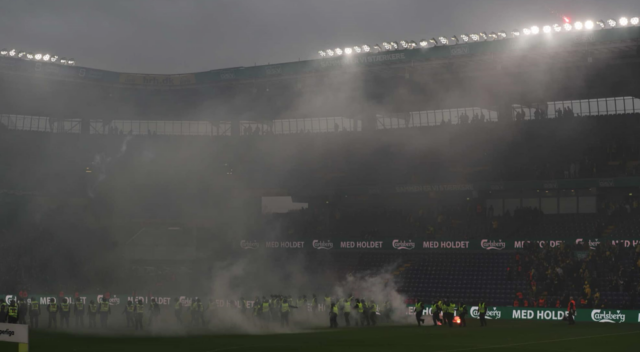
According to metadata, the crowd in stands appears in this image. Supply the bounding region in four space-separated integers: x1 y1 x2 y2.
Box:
511 241 640 309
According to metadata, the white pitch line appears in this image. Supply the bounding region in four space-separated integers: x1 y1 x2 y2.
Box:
434 330 640 352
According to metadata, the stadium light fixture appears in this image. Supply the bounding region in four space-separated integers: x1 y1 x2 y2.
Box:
574 21 583 30
334 48 343 56
619 17 629 26
563 23 573 31
0 49 7 56
498 30 507 39
26 53 34 60
67 59 75 66
353 46 362 53
9 49 17 57
553 24 562 32
596 20 605 28
382 42 391 50
531 26 540 35
42 54 51 61
511 30 520 37
34 53 43 60
390 41 399 50
522 28 531 35
460 34 470 42
362 45 370 52
373 44 381 52
631 17 639 25
450 35 459 44
607 19 616 27
408 40 417 49
399 40 408 49
429 38 438 46
479 32 488 40
438 36 448 45
344 47 352 54
488 32 498 40
585 20 594 30
419 39 428 47
542 25 551 33
318 50 326 57
18 51 26 58
326 49 334 56
470 33 480 41
60 58 67 64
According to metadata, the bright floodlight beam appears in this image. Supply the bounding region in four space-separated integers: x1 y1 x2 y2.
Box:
67 59 75 66
18 51 26 58
596 20 605 28
373 44 381 52
450 36 459 44
543 25 551 33
429 38 437 45
607 19 616 27
9 49 17 57
419 39 428 47
51 55 58 62
470 33 480 41
362 45 370 52
531 26 540 34
344 47 352 54
488 32 498 40
390 41 398 50
26 53 34 60
318 50 326 57
399 40 408 49
619 17 628 26
382 42 391 50
34 53 43 60
479 32 488 40
564 23 573 31
353 46 361 53
43 54 51 61
334 48 343 55
631 17 639 25
0 49 7 56
574 21 583 30
461 34 470 42
511 29 520 37
438 36 448 45
553 24 562 32
498 31 507 39
585 20 594 30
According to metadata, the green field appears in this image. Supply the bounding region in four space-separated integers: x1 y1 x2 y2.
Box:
2 320 639 352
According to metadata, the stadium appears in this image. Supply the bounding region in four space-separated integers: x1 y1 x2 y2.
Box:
1 3 640 352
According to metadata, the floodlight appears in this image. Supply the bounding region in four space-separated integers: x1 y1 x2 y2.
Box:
479 32 488 40
498 31 507 38
50 55 58 62
429 38 437 45
0 49 7 56
488 32 498 40
574 21 583 30
382 42 391 50
373 44 381 52
553 24 562 32
523 28 531 35
408 40 417 49
438 36 448 45
34 53 42 60
67 59 75 66
470 34 480 41
631 17 639 25
326 49 334 56
362 45 370 52
334 48 343 55
511 30 520 37
60 58 67 64
353 46 361 53
543 25 551 33
563 23 573 31
390 41 398 50
619 17 628 26
18 51 26 58
26 53 34 60
419 39 428 47
531 26 540 34
43 54 51 61
399 40 408 49
344 47 352 54
596 20 605 28
607 19 616 27
318 50 326 57
449 36 459 44
461 34 470 42
585 20 594 29
9 49 17 57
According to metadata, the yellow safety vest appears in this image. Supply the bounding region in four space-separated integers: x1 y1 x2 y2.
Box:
175 302 181 310
49 303 58 313
8 306 18 318
281 303 290 312
136 304 144 314
100 302 110 312
479 303 486 313
332 306 338 314
325 297 331 306
356 303 363 313
61 303 70 312
262 302 269 312
89 304 97 313
127 305 134 312
75 302 84 310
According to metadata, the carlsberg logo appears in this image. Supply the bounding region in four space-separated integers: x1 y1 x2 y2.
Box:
312 240 333 250
240 240 259 250
481 239 506 250
591 309 625 323
470 306 501 319
392 240 415 250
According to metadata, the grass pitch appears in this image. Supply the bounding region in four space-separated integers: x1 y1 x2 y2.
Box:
2 320 639 352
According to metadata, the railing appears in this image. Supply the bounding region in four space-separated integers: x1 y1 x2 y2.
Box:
1 97 638 136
